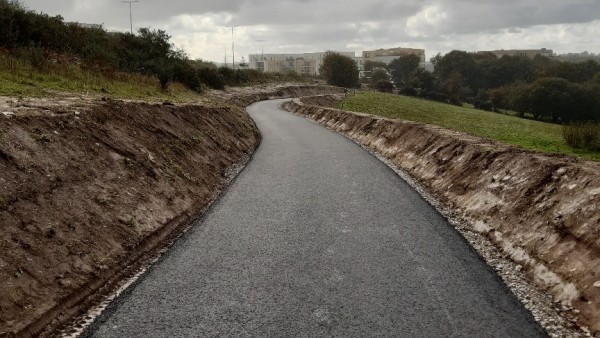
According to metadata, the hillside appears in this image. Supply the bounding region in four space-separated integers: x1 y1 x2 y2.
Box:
341 92 600 161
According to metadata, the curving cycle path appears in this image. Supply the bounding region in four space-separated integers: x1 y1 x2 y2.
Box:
83 99 545 337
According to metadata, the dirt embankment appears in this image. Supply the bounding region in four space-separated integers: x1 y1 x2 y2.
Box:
284 96 600 336
0 85 340 338
206 84 343 107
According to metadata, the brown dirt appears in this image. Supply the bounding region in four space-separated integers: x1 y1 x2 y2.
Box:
284 96 600 337
0 85 341 338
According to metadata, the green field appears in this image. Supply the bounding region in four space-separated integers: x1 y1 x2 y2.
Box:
340 92 600 161
0 53 201 101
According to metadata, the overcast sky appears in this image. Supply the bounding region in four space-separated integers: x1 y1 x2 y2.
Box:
17 0 600 64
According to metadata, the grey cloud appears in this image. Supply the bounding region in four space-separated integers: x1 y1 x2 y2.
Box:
16 0 600 61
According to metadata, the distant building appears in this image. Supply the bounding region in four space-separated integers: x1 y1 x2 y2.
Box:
359 47 426 79
555 52 600 63
479 48 554 59
248 51 356 76
247 47 427 78
362 47 426 65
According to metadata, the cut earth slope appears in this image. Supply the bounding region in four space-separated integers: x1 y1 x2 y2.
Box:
0 85 342 338
284 95 600 337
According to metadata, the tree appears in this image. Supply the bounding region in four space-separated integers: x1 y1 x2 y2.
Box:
406 68 436 92
388 54 421 86
430 53 442 69
445 71 466 105
528 77 575 122
507 82 531 117
363 60 387 72
478 55 534 89
370 68 389 85
433 50 480 95
370 68 393 92
319 51 359 88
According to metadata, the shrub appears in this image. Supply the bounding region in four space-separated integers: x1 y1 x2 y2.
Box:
374 80 394 93
420 91 448 103
398 86 417 97
197 68 225 90
563 123 600 150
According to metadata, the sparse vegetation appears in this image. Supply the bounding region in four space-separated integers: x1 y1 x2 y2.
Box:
341 92 600 160
563 123 600 151
0 48 200 99
33 132 51 143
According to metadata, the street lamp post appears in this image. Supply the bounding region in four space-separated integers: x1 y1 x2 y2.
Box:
226 25 238 69
122 0 139 34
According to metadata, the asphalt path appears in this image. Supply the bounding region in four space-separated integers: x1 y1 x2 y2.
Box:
83 99 545 337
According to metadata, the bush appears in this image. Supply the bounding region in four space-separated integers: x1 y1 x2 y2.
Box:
563 123 600 150
374 80 394 93
473 100 493 111
198 68 225 90
398 86 417 97
420 91 448 103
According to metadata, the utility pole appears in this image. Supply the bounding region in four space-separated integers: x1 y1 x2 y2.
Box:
225 25 238 69
122 0 139 34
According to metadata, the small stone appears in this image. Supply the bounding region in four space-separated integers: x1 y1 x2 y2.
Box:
2 111 14 117
74 111 81 116
593 281 600 288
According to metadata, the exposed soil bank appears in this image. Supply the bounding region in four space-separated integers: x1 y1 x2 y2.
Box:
284 96 600 336
0 85 341 338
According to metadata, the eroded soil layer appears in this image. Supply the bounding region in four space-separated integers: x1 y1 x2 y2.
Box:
284 96 600 336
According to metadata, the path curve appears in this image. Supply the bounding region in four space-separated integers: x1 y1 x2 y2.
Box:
83 99 545 337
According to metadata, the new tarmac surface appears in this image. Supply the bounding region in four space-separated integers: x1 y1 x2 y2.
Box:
83 99 546 337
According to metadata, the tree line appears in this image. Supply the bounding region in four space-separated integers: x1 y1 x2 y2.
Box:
0 0 305 91
366 51 600 124
320 50 600 150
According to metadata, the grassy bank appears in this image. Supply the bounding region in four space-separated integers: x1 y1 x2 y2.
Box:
0 52 201 101
340 92 600 161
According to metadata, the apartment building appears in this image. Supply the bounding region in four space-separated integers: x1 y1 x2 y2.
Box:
362 47 426 65
248 47 426 76
248 51 356 76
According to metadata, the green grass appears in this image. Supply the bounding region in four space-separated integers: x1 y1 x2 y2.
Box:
0 53 201 101
340 92 600 161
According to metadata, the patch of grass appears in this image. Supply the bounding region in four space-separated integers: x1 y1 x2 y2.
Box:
340 92 600 161
0 52 201 102
563 123 600 151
